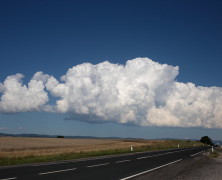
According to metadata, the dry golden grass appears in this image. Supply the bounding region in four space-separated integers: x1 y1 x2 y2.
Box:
0 137 160 158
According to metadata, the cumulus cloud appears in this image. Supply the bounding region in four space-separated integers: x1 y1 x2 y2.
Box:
0 57 222 128
0 73 49 113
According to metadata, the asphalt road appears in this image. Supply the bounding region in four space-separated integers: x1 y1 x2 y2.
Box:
0 146 208 180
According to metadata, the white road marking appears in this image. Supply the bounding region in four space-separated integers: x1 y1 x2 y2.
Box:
137 151 174 159
33 161 68 166
136 148 199 160
137 155 155 159
120 159 183 180
0 178 17 180
38 168 76 175
190 150 205 157
115 160 130 163
87 163 109 168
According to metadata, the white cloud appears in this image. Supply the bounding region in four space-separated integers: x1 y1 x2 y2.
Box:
165 82 222 128
0 73 49 113
0 57 222 128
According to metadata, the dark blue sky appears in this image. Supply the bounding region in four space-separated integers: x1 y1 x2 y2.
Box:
0 0 222 139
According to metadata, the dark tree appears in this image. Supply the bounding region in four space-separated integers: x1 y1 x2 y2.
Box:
200 136 213 145
57 136 64 138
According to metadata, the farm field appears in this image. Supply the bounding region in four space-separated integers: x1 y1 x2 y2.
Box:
0 137 202 165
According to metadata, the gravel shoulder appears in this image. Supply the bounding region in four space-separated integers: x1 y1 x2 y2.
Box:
133 149 222 180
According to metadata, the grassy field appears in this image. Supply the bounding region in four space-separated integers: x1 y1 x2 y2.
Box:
0 137 202 166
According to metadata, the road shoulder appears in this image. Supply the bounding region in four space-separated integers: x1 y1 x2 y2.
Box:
133 150 222 180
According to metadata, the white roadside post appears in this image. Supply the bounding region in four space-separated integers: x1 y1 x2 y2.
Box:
131 145 134 152
212 146 214 153
178 144 179 148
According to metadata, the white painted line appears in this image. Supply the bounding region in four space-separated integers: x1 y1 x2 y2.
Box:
116 160 130 163
136 148 200 160
164 152 173 154
0 178 17 180
137 155 154 159
120 159 182 180
190 150 205 157
33 161 68 166
39 168 76 175
87 163 109 168
137 151 174 160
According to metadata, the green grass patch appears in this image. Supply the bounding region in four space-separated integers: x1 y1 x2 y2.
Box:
209 150 219 158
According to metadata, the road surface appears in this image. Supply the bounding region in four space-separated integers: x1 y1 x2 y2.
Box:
0 146 208 180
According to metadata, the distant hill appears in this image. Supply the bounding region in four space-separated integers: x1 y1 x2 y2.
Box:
0 133 56 138
213 140 222 145
1 133 219 142
0 133 139 140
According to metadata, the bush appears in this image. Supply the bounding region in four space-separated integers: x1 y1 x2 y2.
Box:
209 151 219 158
57 136 64 138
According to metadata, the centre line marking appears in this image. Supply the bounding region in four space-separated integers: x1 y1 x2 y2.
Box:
0 178 17 180
39 168 76 175
137 150 183 160
137 153 164 160
116 160 130 163
137 155 153 159
120 159 182 180
87 163 109 168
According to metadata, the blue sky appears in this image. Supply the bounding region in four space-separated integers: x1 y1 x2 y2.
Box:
0 0 222 140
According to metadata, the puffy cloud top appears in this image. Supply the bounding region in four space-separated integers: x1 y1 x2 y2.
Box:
0 58 221 128
0 73 49 113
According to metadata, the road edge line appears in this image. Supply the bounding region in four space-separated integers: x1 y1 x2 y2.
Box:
120 159 183 180
190 150 205 157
